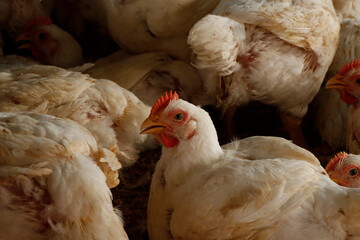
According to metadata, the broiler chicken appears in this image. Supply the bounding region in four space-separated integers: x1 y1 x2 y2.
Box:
16 16 83 68
326 59 360 154
99 0 220 60
332 0 360 18
306 3 360 149
0 63 155 167
0 0 54 54
187 0 340 147
141 91 360 240
325 152 360 187
0 111 128 239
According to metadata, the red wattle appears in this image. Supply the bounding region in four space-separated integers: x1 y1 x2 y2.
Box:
161 132 179 148
341 90 357 104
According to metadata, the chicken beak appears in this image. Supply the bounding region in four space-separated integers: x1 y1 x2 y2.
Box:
325 76 346 90
330 178 347 186
16 33 33 50
327 172 346 186
140 116 170 135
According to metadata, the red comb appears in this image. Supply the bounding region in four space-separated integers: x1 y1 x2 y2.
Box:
325 152 349 172
338 59 360 76
151 91 179 115
24 16 52 32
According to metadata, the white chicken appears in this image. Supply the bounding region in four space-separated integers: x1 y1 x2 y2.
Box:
16 16 83 68
308 88 348 148
187 0 340 147
332 0 360 18
0 111 128 239
325 152 360 188
141 92 360 240
100 0 220 60
0 0 54 55
0 63 155 167
307 3 360 149
326 59 360 154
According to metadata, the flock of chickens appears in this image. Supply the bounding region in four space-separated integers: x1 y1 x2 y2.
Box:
2 0 360 239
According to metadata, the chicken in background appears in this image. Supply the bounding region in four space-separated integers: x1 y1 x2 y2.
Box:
0 112 128 240
325 152 360 187
16 16 83 68
326 59 360 154
332 0 360 18
0 0 54 54
307 88 348 149
141 92 360 239
0 63 156 167
187 0 340 148
99 0 220 60
306 2 360 150
82 51 203 106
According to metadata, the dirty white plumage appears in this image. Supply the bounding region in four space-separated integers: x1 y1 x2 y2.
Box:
0 112 128 239
100 0 220 60
0 63 155 168
142 97 360 240
188 0 340 145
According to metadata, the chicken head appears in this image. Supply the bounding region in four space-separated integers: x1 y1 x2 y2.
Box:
325 152 360 188
140 91 197 148
326 59 360 104
16 16 83 68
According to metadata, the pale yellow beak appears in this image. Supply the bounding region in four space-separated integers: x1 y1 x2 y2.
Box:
325 76 346 90
16 33 33 50
140 116 170 135
330 178 347 186
328 172 347 186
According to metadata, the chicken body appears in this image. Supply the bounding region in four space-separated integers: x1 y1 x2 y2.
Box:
308 88 348 148
101 0 220 60
0 63 154 167
83 51 203 106
0 112 128 240
141 93 360 239
332 0 360 18
188 0 340 145
308 4 360 149
0 54 40 71
326 60 360 154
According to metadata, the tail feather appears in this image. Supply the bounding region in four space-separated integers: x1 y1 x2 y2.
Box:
188 14 246 76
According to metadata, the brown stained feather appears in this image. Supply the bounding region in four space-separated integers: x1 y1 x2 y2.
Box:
4 177 54 234
237 46 259 70
165 208 174 238
303 51 320 73
115 0 134 6
8 96 21 105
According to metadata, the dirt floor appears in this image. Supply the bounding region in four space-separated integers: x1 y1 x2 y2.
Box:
111 102 343 240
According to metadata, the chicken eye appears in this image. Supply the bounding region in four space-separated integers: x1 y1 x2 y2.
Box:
173 112 183 121
348 168 358 177
38 33 47 40
356 78 360 84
